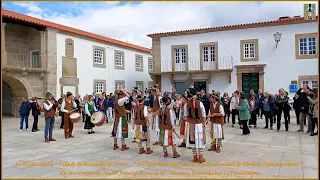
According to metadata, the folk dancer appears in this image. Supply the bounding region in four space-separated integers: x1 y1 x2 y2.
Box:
43 92 57 142
84 95 97 134
134 95 153 154
159 97 180 158
111 89 130 151
60 92 77 139
183 88 206 163
178 94 189 147
131 92 139 143
207 92 225 153
150 88 162 145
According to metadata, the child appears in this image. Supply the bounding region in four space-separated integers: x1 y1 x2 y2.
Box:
249 95 258 128
84 95 96 134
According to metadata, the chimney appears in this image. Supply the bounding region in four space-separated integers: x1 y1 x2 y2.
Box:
278 16 291 20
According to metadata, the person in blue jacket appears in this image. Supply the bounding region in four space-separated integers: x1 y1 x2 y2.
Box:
19 97 32 131
107 94 115 122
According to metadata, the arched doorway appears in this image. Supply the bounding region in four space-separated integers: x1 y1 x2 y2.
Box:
2 74 30 117
2 82 12 116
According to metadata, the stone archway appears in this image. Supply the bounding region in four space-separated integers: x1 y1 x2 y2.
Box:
2 74 30 117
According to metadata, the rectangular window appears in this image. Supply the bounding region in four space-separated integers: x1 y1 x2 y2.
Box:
299 37 317 55
135 55 143 71
94 82 104 94
93 46 106 68
115 53 123 66
312 80 318 89
244 43 255 59
148 58 153 70
240 39 259 62
202 46 215 62
295 33 318 59
94 49 104 64
136 81 144 92
172 45 188 72
115 81 125 90
30 50 40 68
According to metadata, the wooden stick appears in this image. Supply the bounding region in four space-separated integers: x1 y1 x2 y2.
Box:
173 130 181 139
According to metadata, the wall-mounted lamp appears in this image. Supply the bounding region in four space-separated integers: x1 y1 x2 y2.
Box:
273 32 282 48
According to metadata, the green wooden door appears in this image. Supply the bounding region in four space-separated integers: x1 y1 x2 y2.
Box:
242 73 259 98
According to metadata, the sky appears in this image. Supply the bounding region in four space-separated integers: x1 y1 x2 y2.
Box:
2 1 318 48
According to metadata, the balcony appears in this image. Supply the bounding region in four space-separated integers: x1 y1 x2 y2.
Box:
149 55 234 75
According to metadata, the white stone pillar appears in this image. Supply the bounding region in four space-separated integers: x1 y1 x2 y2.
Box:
2 23 7 66
39 31 46 69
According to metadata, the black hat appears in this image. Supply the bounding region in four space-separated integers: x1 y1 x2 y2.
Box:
187 88 197 97
210 92 220 100
136 95 145 101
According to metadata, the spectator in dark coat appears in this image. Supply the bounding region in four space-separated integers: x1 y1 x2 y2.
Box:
107 95 115 121
199 89 210 116
125 94 134 123
149 92 154 108
257 89 265 119
296 86 313 132
19 97 31 131
31 97 41 132
93 93 101 111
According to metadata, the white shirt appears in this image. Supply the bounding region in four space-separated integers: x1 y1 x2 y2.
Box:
43 100 53 111
85 101 97 116
118 97 129 106
143 106 148 117
183 100 206 117
212 102 225 116
60 99 77 113
230 97 239 111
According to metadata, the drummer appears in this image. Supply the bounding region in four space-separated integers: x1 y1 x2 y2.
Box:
60 92 78 139
84 95 97 134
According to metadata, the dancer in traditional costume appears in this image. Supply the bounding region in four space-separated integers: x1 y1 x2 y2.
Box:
131 91 139 143
111 89 130 151
60 92 77 139
159 97 180 158
178 94 189 147
207 92 225 153
84 95 97 134
134 95 153 154
183 88 206 163
151 88 162 145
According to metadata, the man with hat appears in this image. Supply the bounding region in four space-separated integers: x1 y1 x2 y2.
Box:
150 87 162 145
133 95 153 154
60 92 78 139
42 92 57 142
207 92 225 153
178 93 189 147
183 88 207 163
111 88 130 151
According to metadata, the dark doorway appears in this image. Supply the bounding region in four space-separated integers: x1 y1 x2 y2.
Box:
174 82 189 94
242 73 259 98
194 81 206 93
2 82 13 116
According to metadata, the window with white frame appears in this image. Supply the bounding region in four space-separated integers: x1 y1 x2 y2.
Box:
136 82 143 92
115 52 123 67
301 79 318 89
175 48 186 64
115 82 124 90
202 46 215 62
94 49 104 64
94 82 104 94
148 58 153 70
30 50 40 68
135 55 143 70
299 37 317 56
243 43 255 59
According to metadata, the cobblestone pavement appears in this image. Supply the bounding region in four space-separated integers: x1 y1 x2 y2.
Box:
2 113 318 179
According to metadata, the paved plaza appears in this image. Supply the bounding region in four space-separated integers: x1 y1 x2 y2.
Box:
2 113 318 179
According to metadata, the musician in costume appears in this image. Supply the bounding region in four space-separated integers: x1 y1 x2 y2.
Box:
111 88 130 151
178 94 188 147
208 92 225 153
42 92 57 142
84 95 97 134
131 90 139 143
60 92 77 139
150 88 162 145
159 96 180 158
134 95 153 154
183 88 206 163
